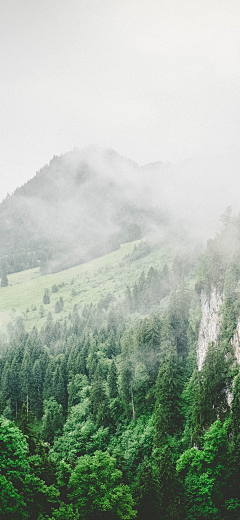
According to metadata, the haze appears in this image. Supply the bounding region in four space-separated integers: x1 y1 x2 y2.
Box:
1 0 240 202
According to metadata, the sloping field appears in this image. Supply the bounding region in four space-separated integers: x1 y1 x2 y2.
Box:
0 240 174 332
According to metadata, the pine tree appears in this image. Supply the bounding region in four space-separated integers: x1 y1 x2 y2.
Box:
43 289 50 304
201 341 229 428
90 365 109 427
20 347 32 412
107 360 118 398
156 445 185 520
43 359 55 401
0 269 8 287
41 397 64 444
52 357 68 412
231 372 240 438
155 347 183 447
71 304 81 335
133 462 159 520
31 359 44 419
229 372 240 506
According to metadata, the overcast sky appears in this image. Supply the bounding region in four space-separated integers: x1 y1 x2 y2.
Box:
1 0 240 201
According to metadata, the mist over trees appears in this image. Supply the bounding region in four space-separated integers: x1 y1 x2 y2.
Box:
1 147 240 276
2 149 240 518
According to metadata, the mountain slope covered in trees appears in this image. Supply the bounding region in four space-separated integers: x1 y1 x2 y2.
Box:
0 148 167 275
2 147 240 277
2 148 240 518
1 211 240 518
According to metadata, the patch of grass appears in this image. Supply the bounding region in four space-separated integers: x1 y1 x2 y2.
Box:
0 240 175 332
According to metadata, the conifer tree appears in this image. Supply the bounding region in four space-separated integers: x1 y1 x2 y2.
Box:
31 359 44 419
10 356 21 418
231 371 240 439
43 359 55 401
1 361 13 417
90 364 109 427
201 341 229 428
43 289 50 304
0 269 8 287
20 347 32 412
156 445 185 520
52 362 68 412
41 397 64 444
133 462 159 520
155 347 183 447
107 360 118 398
71 304 81 335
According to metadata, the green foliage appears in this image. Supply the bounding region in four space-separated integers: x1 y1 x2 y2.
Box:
2 219 240 518
0 416 29 519
133 461 159 520
68 450 136 520
155 445 185 520
177 420 230 520
155 346 183 447
187 342 230 445
107 360 118 398
41 398 64 444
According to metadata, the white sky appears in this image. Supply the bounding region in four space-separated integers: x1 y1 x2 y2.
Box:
1 0 240 200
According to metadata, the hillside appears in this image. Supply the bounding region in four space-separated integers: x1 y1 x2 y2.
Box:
2 147 240 278
2 151 240 519
0 236 193 333
2 215 240 518
0 147 166 275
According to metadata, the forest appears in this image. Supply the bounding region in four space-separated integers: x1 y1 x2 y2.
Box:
1 212 240 519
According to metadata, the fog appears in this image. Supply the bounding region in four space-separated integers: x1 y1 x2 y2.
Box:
1 146 240 273
1 0 240 201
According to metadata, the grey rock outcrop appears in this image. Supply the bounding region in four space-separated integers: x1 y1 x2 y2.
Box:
231 319 240 364
197 288 223 370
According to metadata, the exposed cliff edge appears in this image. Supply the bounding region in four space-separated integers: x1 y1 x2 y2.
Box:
197 288 223 370
231 319 240 364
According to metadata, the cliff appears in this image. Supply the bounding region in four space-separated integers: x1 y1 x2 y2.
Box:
197 288 223 370
231 319 240 364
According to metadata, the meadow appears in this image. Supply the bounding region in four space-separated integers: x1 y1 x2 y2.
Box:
0 240 174 332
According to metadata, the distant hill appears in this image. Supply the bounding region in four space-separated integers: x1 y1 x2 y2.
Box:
1 146 240 275
0 147 166 274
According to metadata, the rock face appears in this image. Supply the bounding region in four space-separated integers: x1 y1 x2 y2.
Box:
231 319 240 364
197 288 223 370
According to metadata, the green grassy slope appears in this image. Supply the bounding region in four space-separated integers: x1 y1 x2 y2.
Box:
0 240 174 332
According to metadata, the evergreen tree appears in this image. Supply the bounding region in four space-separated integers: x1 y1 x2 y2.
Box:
41 397 64 444
155 347 183 447
0 416 29 519
90 365 110 427
156 445 185 520
1 361 14 418
133 461 159 520
228 372 240 509
107 360 118 398
55 297 64 313
1 269 8 287
43 289 50 304
52 358 68 412
31 359 44 419
20 347 32 411
201 341 229 428
43 359 55 401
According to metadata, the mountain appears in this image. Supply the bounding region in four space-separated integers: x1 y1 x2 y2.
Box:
1 147 240 276
0 147 166 274
2 150 240 518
